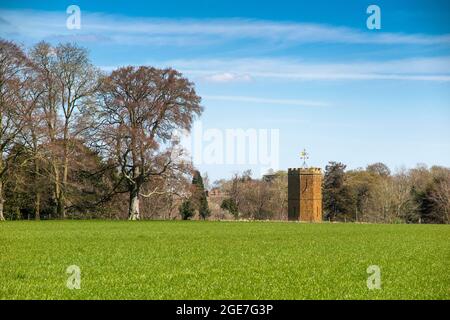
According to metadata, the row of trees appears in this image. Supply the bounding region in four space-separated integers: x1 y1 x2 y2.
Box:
214 170 288 220
323 162 449 224
0 39 203 220
213 163 449 224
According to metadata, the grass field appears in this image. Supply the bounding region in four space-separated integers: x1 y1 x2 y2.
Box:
0 221 449 299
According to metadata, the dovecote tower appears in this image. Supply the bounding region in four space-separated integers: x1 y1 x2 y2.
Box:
288 167 323 222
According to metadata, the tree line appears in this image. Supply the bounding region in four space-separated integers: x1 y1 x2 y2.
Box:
214 163 449 224
323 162 449 224
0 39 203 220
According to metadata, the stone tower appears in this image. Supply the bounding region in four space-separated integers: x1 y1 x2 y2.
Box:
288 167 323 222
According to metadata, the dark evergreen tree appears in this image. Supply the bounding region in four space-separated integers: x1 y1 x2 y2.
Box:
323 162 354 221
179 199 195 220
192 170 210 220
220 198 238 219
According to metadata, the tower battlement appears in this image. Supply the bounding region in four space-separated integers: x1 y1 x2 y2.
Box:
288 167 322 174
288 167 322 222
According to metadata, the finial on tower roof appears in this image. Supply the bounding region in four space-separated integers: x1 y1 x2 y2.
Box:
300 148 309 168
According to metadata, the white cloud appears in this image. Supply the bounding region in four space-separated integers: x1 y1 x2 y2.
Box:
11 8 447 83
159 57 450 82
203 95 330 107
98 56 450 82
203 72 253 83
1 9 450 46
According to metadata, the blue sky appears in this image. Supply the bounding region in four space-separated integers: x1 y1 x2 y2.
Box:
1 0 449 182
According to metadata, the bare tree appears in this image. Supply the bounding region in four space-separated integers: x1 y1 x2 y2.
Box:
29 42 99 218
269 172 288 220
429 170 450 224
29 42 61 218
391 169 418 222
18 65 46 220
431 180 450 224
0 40 35 221
98 66 202 220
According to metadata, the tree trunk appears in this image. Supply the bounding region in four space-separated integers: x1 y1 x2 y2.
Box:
34 157 41 220
128 185 140 220
52 162 61 218
61 157 68 219
35 193 41 221
61 125 69 219
53 162 65 219
0 181 5 221
55 119 70 220
57 195 65 218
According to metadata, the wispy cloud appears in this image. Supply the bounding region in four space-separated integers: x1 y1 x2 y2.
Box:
203 73 253 83
1 9 450 46
160 57 450 82
99 56 450 82
203 95 330 107
5 9 449 83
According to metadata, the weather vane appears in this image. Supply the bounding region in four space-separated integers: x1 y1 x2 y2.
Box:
300 149 309 168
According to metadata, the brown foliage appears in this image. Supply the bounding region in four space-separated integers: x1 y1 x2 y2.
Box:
98 66 202 219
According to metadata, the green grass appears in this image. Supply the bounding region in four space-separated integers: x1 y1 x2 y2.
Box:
0 221 449 299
